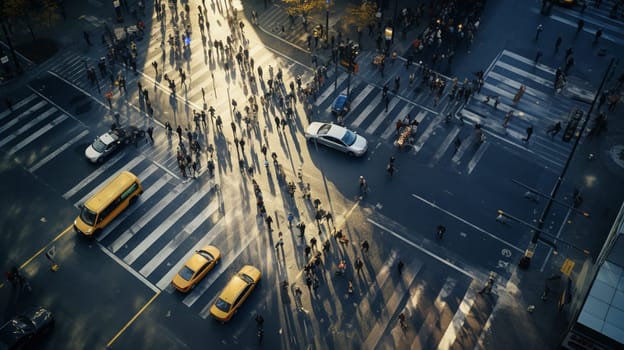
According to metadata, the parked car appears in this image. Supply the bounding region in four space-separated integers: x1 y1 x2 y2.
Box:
172 246 221 293
209 265 261 322
0 307 54 349
305 122 368 157
331 94 350 116
85 126 144 163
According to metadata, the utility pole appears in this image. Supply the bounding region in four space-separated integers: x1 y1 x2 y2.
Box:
517 57 616 269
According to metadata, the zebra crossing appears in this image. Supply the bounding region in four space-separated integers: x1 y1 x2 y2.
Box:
459 49 595 172
535 0 624 46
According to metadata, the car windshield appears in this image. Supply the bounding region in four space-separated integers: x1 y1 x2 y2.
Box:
239 273 253 284
197 250 214 262
91 137 108 153
317 123 332 135
341 130 357 146
214 298 231 313
79 206 98 226
178 266 195 281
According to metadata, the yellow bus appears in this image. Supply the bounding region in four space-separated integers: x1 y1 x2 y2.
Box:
74 170 142 237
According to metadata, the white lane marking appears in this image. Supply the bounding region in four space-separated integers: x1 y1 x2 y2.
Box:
369 103 410 135
411 111 439 153
409 194 524 253
98 242 160 293
0 101 48 134
97 166 167 242
539 207 573 272
369 218 476 278
62 152 126 200
8 114 68 156
122 190 207 265
29 129 90 172
436 286 478 350
109 186 182 253
139 200 220 277
467 141 490 175
430 126 460 166
0 103 52 147
451 133 477 164
72 155 144 207
315 74 349 107
0 94 37 120
351 86 381 128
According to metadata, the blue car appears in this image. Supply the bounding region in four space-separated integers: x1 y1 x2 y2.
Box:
331 94 351 116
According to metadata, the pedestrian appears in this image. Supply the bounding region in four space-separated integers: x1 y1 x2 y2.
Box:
83 31 92 46
437 224 446 239
287 212 294 228
310 237 317 249
261 144 268 158
265 215 273 232
493 96 500 109
192 160 198 178
594 28 603 43
176 125 183 143
384 95 390 112
361 240 369 253
105 91 113 108
522 126 534 142
152 61 158 75
201 87 205 102
576 19 584 33
304 245 311 258
147 126 154 143
275 231 284 249
535 24 543 40
297 222 306 237
554 36 562 52
547 121 561 137
355 257 363 271
534 49 543 64
478 272 496 295
397 260 405 275
454 137 461 153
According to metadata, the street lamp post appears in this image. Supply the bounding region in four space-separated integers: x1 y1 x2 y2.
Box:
517 57 616 269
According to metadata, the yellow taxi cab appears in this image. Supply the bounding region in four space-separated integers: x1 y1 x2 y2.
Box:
172 245 221 293
209 265 261 322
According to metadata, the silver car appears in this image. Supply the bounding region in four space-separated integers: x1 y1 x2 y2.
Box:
305 122 368 157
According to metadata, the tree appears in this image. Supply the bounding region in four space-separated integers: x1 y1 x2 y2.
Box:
282 0 328 18
342 0 378 31
1 0 60 41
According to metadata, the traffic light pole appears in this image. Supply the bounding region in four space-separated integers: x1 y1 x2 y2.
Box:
517 57 615 269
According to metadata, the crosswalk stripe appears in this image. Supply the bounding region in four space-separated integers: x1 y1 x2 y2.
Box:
8 114 68 156
351 88 382 128
315 74 349 107
436 285 479 350
139 199 220 277
0 94 37 120
431 126 461 166
0 101 48 135
367 99 408 135
29 129 90 172
415 277 459 347
109 184 182 253
62 152 125 199
467 142 490 175
98 172 171 242
123 189 208 265
411 112 440 153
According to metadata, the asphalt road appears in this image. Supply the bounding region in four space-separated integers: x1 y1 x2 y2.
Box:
1 0 623 349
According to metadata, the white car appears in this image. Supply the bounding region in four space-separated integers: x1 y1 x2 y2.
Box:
305 122 368 157
85 126 144 163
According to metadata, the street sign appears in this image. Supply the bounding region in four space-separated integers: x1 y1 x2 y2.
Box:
560 258 575 276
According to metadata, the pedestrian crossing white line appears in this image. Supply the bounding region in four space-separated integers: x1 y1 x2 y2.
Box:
452 133 478 164
467 142 490 175
501 50 554 74
411 112 439 153
110 184 181 253
98 171 171 242
436 286 478 350
29 129 90 172
431 126 460 166
366 100 407 135
492 61 553 90
415 277 459 348
486 71 552 101
0 101 48 135
8 114 68 156
139 199 220 278
123 189 207 265
72 155 145 208
0 94 37 121
62 152 127 200
0 105 55 148
351 89 382 128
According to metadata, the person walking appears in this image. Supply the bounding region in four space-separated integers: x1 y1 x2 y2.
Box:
176 125 183 143
547 121 561 137
360 240 370 253
147 126 154 143
478 272 496 295
152 61 158 75
437 225 446 239
554 36 562 52
522 126 534 142
297 222 306 238
453 137 461 153
397 260 405 275
594 28 603 43
535 24 543 40
287 212 294 228
265 215 274 232
275 231 284 250
105 91 113 108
